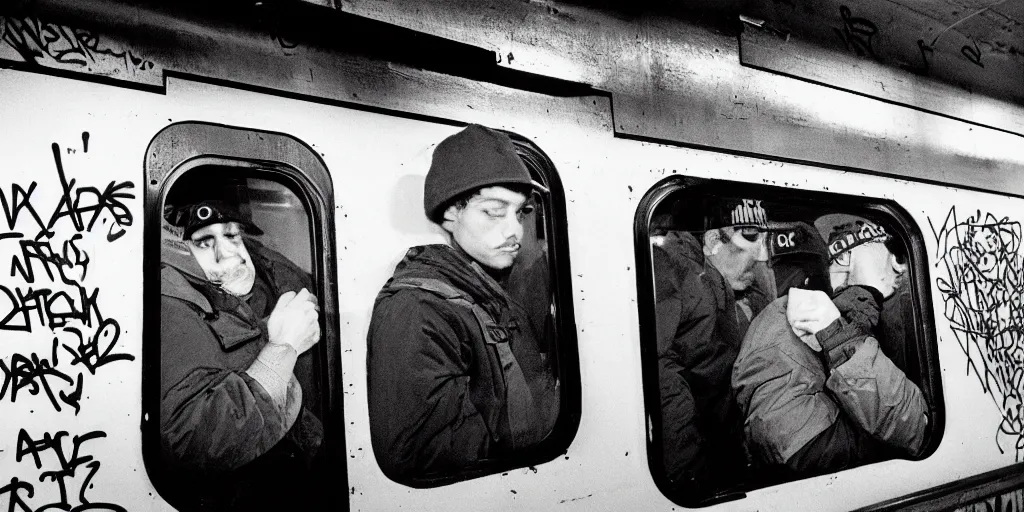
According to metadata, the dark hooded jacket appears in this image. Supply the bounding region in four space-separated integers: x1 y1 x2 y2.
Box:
732 286 929 472
367 244 559 484
652 230 749 499
159 239 324 510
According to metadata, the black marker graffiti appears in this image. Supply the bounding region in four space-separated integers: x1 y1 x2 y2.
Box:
834 5 878 58
0 339 80 414
0 134 135 416
931 207 1024 460
909 39 933 76
961 39 985 68
0 143 134 242
0 15 154 76
0 428 126 511
48 143 135 242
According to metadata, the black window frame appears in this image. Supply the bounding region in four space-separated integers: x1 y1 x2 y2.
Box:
141 121 345 510
634 175 945 506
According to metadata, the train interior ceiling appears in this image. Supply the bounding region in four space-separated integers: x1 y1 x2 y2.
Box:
2 0 1024 511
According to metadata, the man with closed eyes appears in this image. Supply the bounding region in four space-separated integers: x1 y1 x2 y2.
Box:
367 125 560 483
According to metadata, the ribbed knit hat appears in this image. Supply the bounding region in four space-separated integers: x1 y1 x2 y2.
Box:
424 124 547 222
705 198 769 230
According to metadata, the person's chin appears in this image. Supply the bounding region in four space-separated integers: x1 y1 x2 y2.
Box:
485 252 516 270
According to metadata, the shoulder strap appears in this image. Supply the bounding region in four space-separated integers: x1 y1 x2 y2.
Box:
388 276 538 449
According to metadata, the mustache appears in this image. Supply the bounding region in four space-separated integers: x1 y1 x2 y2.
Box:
497 238 520 250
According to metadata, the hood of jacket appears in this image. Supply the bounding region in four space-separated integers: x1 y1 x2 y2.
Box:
655 230 705 268
161 238 310 350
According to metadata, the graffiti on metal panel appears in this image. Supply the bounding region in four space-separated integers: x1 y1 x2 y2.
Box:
0 132 135 416
952 486 1024 512
961 39 985 68
0 15 157 81
0 132 132 510
0 428 125 511
931 207 1024 460
833 5 878 58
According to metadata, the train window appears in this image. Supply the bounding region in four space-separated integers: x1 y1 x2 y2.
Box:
366 125 579 487
635 177 942 507
141 123 343 511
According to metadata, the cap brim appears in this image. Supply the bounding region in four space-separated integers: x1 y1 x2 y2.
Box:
765 220 802 231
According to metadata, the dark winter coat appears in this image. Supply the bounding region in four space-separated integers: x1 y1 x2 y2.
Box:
732 286 929 470
652 230 749 498
367 244 559 484
159 240 324 509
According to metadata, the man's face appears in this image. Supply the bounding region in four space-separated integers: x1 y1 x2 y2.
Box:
188 221 257 296
830 241 900 298
444 186 532 271
706 226 770 291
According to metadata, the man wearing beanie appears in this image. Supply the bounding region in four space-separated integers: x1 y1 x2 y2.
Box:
651 196 774 503
732 216 929 477
159 195 326 510
367 125 560 484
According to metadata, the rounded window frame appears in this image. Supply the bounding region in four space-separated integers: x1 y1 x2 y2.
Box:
633 175 945 506
140 122 345 510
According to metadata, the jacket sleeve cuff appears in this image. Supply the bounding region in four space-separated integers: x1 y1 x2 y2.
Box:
816 318 860 370
245 343 298 408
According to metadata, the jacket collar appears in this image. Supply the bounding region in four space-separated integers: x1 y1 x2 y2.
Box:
387 244 514 314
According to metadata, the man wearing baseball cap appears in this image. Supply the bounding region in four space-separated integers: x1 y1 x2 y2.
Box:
732 215 928 476
367 125 559 483
652 196 776 502
159 194 326 510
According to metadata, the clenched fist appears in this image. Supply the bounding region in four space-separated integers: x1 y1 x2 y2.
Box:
786 288 840 352
267 288 321 355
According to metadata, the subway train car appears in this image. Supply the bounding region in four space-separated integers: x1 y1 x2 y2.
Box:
1 0 1023 510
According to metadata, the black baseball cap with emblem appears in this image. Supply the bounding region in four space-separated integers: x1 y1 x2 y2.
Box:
166 200 264 239
770 221 832 296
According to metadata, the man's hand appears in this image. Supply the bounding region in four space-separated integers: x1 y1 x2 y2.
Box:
267 288 321 355
787 288 841 352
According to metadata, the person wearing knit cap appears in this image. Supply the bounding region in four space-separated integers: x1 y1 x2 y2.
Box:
367 125 559 484
732 215 929 477
158 196 327 510
651 196 777 503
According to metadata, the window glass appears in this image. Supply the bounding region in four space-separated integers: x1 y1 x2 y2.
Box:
152 168 334 511
638 178 940 506
365 126 578 487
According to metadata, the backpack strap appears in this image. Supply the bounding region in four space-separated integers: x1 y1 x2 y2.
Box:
388 276 537 449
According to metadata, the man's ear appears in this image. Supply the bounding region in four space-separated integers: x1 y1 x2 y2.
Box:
703 229 723 257
440 204 461 233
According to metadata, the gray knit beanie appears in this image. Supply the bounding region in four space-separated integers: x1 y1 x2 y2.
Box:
423 124 546 222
